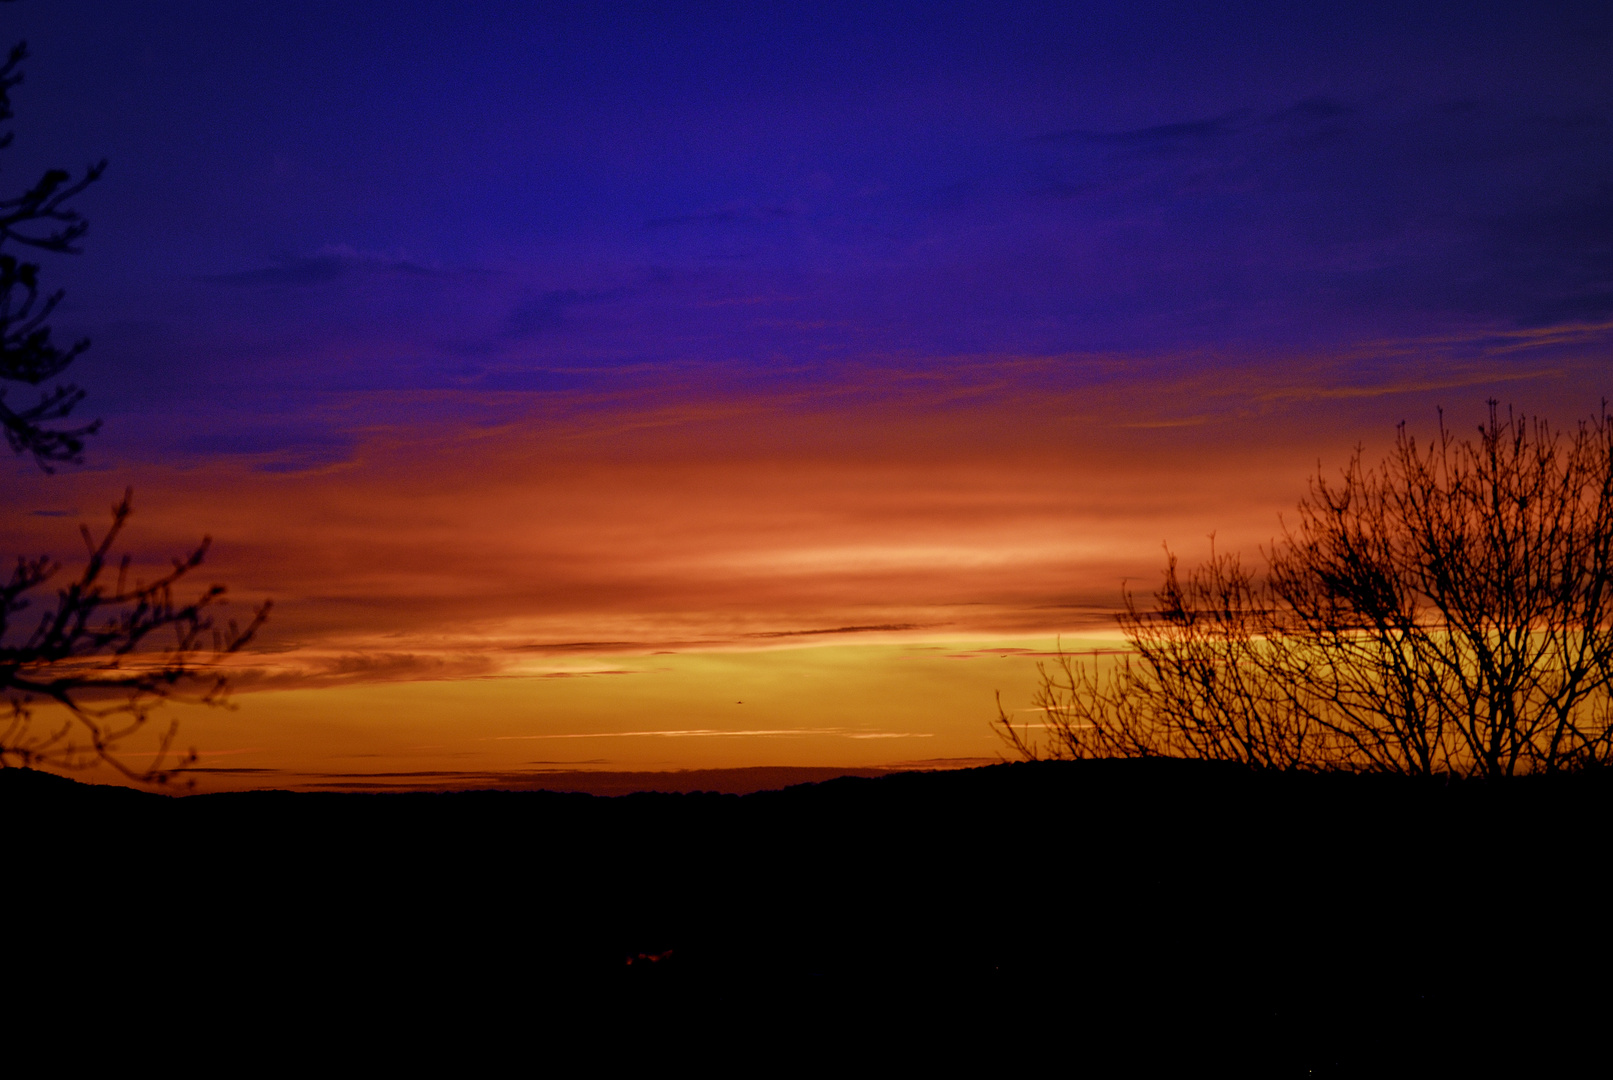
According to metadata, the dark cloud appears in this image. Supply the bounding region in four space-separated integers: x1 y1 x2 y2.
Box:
204 248 452 288
1282 97 1356 122
174 424 357 473
1032 99 1358 160
1011 93 1613 335
746 623 925 638
1030 113 1243 150
229 652 505 691
507 285 636 336
1474 182 1613 325
644 206 796 230
499 640 646 652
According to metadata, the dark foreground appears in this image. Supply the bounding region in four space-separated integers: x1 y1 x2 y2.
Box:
7 759 1608 1069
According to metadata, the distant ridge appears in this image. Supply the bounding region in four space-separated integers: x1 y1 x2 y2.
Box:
0 764 163 803
294 765 906 796
0 760 999 798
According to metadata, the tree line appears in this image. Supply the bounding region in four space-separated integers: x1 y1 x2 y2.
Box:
999 402 1613 778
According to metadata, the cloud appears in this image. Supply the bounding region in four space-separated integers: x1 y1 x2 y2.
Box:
1016 93 1613 334
1029 113 1242 150
745 623 924 638
204 246 454 287
506 285 636 337
1280 97 1356 122
227 651 507 691
1027 98 1365 185
499 640 648 652
1474 181 1613 325
1032 98 1357 152
175 423 358 473
643 205 796 230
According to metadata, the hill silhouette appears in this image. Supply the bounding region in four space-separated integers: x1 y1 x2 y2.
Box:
8 761 1608 1068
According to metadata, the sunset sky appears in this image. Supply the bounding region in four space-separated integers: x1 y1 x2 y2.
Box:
3 1 1611 790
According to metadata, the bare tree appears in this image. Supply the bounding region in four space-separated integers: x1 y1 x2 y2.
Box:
997 546 1327 769
1000 403 1613 779
0 27 268 783
0 39 104 470
2 491 268 781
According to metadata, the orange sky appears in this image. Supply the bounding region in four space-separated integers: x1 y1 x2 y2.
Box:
6 335 1607 790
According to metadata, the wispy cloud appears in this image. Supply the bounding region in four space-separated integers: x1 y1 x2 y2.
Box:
1029 112 1244 149
204 246 459 287
745 623 924 638
505 284 637 337
226 651 507 691
494 728 933 740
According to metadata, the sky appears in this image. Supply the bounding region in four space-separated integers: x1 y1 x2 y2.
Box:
3 1 1611 790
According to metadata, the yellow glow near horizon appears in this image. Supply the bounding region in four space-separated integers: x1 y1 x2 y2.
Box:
33 636 1127 792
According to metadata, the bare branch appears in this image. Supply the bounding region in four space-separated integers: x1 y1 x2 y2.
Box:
0 37 104 470
1011 404 1613 779
2 491 272 784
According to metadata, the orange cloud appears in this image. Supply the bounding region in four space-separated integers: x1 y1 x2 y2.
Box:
5 337 1608 787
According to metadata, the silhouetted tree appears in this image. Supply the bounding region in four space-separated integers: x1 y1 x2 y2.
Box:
2 490 268 780
999 403 1613 778
0 26 268 782
0 38 102 469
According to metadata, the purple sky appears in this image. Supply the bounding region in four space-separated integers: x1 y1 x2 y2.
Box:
6 2 1613 788
2 0 1608 475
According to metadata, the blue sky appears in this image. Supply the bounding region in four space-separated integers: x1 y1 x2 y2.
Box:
0 1 1602 473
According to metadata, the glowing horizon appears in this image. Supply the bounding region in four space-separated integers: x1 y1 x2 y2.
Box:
3 3 1609 790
